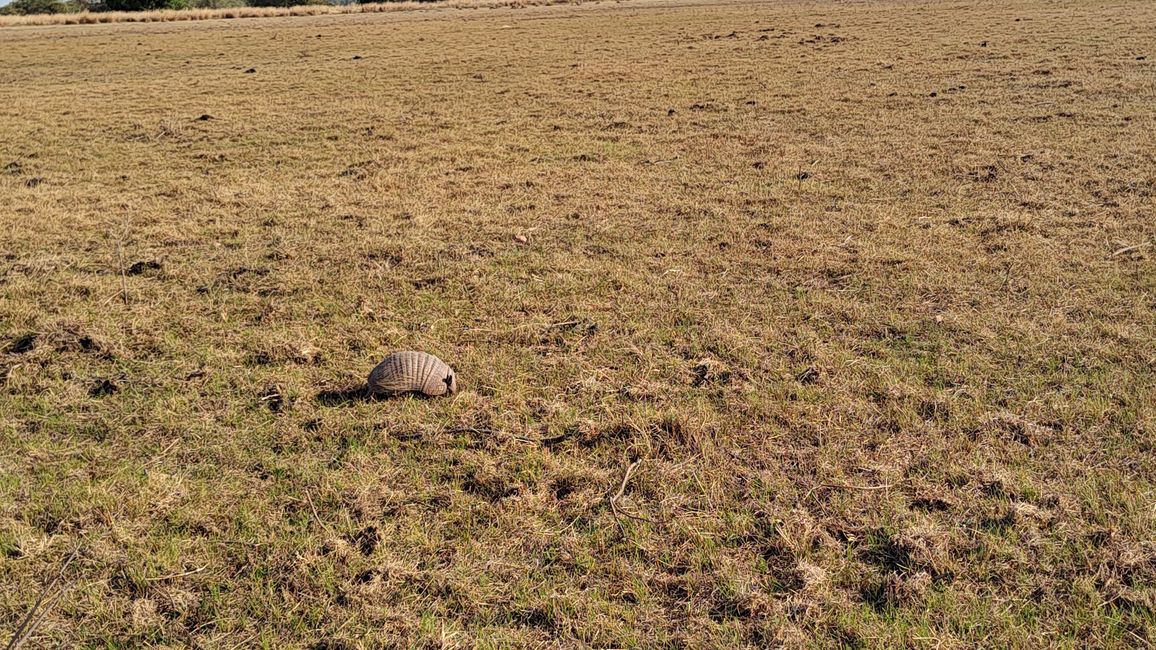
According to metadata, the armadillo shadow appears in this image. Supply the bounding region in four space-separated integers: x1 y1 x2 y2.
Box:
315 385 372 406
315 386 433 406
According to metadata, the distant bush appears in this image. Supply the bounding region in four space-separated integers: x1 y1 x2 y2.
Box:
100 0 186 9
0 0 426 17
2 0 72 14
187 0 246 8
246 0 326 6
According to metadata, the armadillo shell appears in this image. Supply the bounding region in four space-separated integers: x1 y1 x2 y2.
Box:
368 351 455 397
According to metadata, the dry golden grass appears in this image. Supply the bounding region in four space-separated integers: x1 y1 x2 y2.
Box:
0 0 577 28
1 0 1154 646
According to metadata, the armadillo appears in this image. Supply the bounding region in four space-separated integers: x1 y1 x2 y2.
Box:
368 351 457 397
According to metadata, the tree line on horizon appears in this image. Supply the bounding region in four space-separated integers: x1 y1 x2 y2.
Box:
1 0 404 15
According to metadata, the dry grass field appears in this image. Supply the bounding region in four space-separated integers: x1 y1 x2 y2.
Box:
1 0 1154 646
0 0 574 28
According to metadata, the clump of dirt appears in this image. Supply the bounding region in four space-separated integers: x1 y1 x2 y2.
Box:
127 260 163 276
89 378 119 397
691 358 732 386
3 333 37 355
261 383 286 412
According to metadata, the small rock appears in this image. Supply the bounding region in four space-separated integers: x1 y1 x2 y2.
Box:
194 114 214 121
244 68 256 74
514 234 528 244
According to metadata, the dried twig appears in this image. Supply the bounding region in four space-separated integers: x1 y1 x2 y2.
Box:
115 221 130 306
464 319 582 335
304 490 332 536
803 479 907 505
6 547 79 650
611 460 641 504
225 634 257 650
609 459 644 533
445 426 494 435
145 565 207 582
141 438 181 469
1123 626 1153 649
1112 240 1153 256
618 509 661 524
537 430 576 447
821 480 903 491
506 430 575 446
